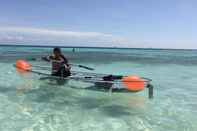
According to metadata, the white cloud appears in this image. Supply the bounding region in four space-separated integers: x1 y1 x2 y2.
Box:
0 35 24 41
0 26 131 47
0 27 112 37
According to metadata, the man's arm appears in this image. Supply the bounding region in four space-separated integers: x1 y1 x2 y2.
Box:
42 56 52 62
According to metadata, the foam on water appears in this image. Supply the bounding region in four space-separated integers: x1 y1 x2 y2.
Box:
0 46 197 131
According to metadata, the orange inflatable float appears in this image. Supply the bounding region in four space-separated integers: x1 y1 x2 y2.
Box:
15 60 32 71
122 76 145 92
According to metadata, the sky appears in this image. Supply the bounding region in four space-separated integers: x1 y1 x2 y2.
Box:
0 0 197 49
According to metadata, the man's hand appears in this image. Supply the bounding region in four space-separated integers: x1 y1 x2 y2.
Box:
64 64 71 70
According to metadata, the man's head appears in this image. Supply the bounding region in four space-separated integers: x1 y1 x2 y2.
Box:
53 47 61 57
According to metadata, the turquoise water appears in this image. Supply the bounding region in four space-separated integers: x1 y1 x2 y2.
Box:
0 46 197 131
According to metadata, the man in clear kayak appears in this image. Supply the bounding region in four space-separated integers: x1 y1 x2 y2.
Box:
42 47 71 77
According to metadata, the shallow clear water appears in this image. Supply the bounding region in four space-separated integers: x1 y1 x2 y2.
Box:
0 46 197 131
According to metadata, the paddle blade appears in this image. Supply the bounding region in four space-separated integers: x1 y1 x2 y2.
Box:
78 65 94 70
16 60 32 71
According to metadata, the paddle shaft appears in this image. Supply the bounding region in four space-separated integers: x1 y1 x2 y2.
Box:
27 57 94 71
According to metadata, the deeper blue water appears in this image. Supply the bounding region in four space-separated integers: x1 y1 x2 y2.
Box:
0 46 197 131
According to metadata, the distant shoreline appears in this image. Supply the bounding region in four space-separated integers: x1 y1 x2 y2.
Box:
0 44 196 51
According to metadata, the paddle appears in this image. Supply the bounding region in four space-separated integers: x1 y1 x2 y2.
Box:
26 57 95 71
70 64 94 71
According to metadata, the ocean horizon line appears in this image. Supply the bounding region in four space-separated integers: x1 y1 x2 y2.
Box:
0 44 196 51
